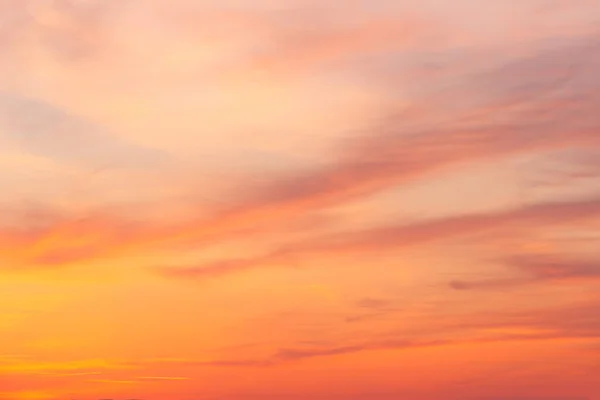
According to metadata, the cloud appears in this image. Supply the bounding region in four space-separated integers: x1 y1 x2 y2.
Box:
234 9 428 77
137 376 190 381
474 397 589 400
449 251 600 291
239 296 600 365
0 207 155 270
0 0 128 65
103 335 579 368
234 328 593 366
163 196 600 279
126 356 270 369
1 16 600 277
0 92 170 170
146 34 600 256
2 3 600 400
3 184 599 276
0 358 132 375
355 297 392 311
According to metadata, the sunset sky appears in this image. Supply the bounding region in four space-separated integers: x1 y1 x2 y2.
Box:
1 1 600 399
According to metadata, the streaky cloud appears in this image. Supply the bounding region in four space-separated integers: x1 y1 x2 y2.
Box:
450 253 600 291
0 91 170 170
163 196 600 279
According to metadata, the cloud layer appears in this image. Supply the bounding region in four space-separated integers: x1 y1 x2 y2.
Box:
1 1 600 400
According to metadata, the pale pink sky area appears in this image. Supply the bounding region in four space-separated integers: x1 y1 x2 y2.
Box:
0 1 600 399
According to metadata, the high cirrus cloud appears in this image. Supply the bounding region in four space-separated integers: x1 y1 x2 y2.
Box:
449 253 600 291
36 40 600 244
0 92 170 171
0 8 599 276
162 196 600 279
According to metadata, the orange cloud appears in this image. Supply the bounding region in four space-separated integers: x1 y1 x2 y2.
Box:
2 4 600 400
162 196 600 279
1 31 599 275
0 359 133 375
450 253 600 290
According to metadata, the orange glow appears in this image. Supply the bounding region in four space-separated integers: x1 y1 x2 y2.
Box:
1 1 600 399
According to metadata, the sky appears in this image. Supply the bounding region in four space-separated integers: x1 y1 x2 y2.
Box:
0 0 600 399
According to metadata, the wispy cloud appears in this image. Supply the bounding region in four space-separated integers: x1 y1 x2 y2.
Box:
0 358 132 375
163 196 600 279
0 31 596 268
0 92 169 170
2 1 600 400
137 376 190 381
450 253 600 290
219 296 600 366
